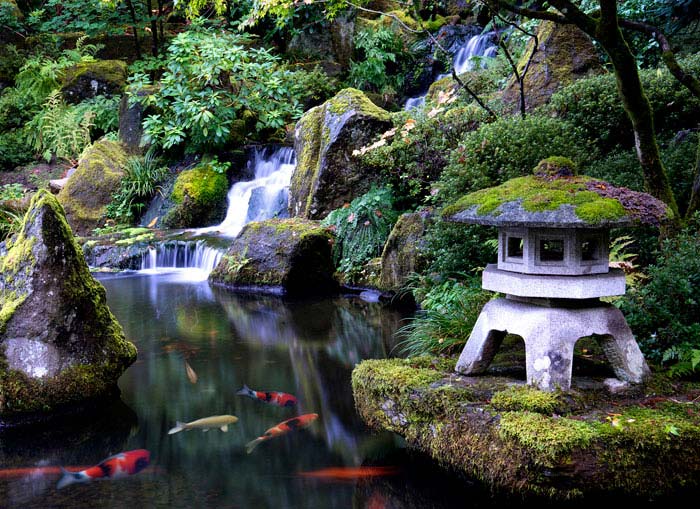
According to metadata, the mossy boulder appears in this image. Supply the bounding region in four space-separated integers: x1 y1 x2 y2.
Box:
352 357 700 499
209 218 337 296
0 190 136 423
163 164 229 229
57 139 128 236
379 210 432 292
290 88 392 220
443 157 673 228
502 21 602 112
61 59 128 104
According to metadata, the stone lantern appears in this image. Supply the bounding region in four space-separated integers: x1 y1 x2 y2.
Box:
443 158 672 391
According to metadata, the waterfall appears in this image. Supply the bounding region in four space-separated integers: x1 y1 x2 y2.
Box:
404 30 497 110
139 146 295 280
198 146 296 238
140 240 223 282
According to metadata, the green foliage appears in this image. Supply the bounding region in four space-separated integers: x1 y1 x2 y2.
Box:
395 276 491 356
585 132 699 215
0 128 34 170
422 220 497 277
73 95 120 136
548 54 700 153
26 90 93 163
14 35 102 108
128 25 311 153
621 216 700 365
438 115 593 206
106 150 168 224
0 184 27 241
0 1 24 33
28 0 131 35
359 101 490 209
321 187 399 277
347 26 410 95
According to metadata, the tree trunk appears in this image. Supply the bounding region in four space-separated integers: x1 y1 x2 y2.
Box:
146 0 159 57
686 132 700 218
592 5 680 220
124 0 142 60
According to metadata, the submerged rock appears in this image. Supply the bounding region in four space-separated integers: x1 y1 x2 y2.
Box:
290 88 392 220
0 190 137 423
209 218 337 296
57 139 128 236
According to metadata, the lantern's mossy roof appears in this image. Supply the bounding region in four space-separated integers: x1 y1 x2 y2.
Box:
442 157 672 228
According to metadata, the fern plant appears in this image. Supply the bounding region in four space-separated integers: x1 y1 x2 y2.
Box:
27 90 94 163
321 187 399 278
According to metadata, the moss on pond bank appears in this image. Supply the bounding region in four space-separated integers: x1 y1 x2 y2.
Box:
352 357 700 500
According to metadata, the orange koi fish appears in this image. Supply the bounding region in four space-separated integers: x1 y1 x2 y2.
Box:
245 413 318 454
298 466 400 481
237 384 297 407
56 449 150 489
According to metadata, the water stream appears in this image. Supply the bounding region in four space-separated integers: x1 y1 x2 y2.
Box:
138 146 296 277
404 30 497 110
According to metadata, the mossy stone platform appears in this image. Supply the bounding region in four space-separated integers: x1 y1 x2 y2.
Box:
352 350 700 500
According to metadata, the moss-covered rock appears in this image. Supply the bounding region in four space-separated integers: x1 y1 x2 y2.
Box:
502 21 603 112
379 210 432 292
209 218 337 296
352 357 700 499
0 190 136 423
61 59 128 104
57 139 128 236
443 157 673 228
163 163 229 229
290 88 392 220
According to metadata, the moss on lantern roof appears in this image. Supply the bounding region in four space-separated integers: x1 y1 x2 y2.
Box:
442 157 672 228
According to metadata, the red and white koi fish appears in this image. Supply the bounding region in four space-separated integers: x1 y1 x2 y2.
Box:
56 449 150 489
245 413 319 454
237 384 297 407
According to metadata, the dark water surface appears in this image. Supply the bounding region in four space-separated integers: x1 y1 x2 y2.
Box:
0 272 494 508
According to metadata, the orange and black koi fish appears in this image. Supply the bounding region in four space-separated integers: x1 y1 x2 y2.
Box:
56 449 150 489
237 384 297 407
298 466 400 482
245 413 318 454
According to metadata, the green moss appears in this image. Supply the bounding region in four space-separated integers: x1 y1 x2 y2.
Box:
352 356 700 499
61 60 128 92
490 385 564 415
327 88 391 121
443 173 628 223
57 139 128 234
164 163 229 228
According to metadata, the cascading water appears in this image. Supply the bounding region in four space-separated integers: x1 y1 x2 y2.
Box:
139 146 296 279
404 30 497 110
140 240 223 281
198 146 296 238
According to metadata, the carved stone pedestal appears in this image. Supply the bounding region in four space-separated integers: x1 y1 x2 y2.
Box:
455 297 651 391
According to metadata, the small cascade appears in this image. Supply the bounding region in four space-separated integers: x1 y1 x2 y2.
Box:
404 30 497 110
199 146 296 238
140 240 223 281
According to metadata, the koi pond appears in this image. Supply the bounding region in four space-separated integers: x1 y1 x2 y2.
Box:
1 271 496 508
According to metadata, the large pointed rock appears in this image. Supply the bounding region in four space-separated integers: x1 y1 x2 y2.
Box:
289 88 392 220
0 190 136 422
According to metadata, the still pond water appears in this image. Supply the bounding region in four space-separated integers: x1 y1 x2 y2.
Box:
1 271 502 508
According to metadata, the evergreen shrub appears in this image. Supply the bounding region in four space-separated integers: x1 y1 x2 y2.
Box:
438 115 593 205
548 54 700 152
621 216 700 367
